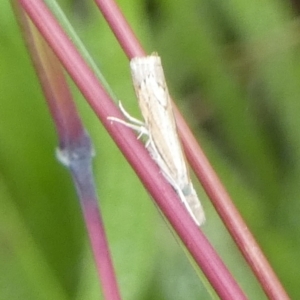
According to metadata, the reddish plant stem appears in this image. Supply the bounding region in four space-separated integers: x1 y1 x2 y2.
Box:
19 0 248 298
13 3 121 299
84 201 120 300
66 137 122 300
93 0 290 299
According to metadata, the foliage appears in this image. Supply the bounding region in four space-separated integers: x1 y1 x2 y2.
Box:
1 0 299 298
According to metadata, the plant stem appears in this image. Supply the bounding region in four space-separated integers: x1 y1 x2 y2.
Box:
18 0 248 298
13 3 121 299
93 0 289 298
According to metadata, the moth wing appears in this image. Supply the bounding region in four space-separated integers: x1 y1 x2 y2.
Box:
130 55 190 187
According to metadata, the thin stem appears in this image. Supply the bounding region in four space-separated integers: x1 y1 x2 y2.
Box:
13 3 121 299
93 0 290 299
18 0 247 298
57 131 122 300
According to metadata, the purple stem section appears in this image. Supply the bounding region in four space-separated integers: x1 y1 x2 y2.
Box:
58 132 121 300
18 0 248 298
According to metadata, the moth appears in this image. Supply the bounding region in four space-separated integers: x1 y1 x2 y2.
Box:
109 53 205 226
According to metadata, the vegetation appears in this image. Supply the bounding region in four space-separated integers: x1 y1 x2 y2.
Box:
1 0 299 298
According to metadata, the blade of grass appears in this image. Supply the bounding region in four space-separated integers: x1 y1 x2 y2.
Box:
43 0 116 99
0 178 69 300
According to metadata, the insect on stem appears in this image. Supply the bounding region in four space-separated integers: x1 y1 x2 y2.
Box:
109 53 205 226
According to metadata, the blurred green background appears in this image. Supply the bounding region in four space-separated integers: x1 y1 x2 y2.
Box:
1 0 300 298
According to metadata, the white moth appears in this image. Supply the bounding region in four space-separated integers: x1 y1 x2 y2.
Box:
109 53 205 226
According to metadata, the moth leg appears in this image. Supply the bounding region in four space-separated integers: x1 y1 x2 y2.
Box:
118 101 144 126
108 101 149 139
108 116 147 133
